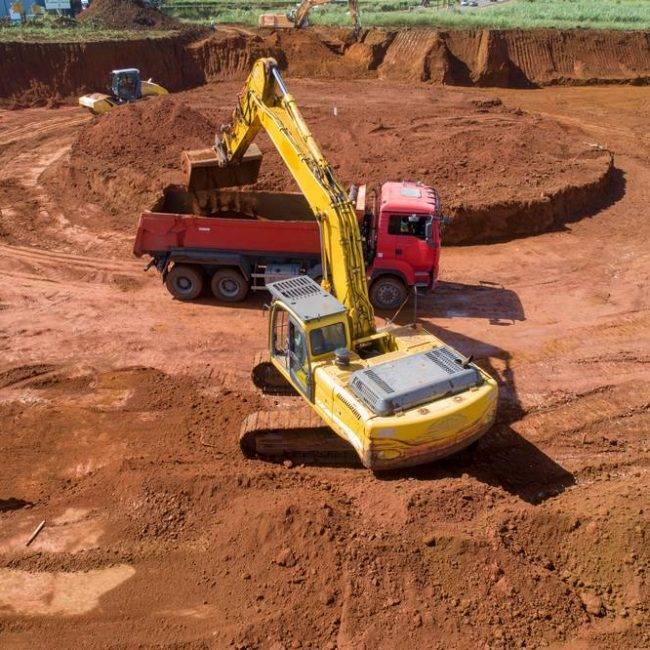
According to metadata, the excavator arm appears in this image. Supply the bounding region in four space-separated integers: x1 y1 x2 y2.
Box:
291 0 360 34
183 58 375 341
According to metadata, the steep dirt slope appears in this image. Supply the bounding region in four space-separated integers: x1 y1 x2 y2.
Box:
1 27 649 108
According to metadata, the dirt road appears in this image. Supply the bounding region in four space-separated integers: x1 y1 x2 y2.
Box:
0 85 648 648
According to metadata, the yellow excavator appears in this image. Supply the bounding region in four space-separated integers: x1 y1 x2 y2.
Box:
182 58 498 470
258 0 360 35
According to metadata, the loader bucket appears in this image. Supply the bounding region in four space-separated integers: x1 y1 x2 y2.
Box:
181 143 263 192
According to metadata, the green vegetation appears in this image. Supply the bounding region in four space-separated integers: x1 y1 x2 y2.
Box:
0 19 175 42
168 0 650 30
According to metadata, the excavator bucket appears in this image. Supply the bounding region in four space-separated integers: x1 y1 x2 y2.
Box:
181 143 263 192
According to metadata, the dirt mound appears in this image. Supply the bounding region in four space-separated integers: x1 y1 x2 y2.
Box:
78 0 180 30
191 80 613 244
44 96 216 229
45 80 615 244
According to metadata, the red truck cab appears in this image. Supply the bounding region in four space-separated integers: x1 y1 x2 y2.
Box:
363 181 442 309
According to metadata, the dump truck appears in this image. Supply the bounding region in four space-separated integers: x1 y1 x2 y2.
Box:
133 181 445 311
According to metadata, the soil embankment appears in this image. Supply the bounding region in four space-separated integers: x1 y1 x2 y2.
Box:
0 31 203 109
43 81 615 245
1 27 649 108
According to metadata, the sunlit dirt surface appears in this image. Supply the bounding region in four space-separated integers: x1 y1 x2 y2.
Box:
0 85 648 648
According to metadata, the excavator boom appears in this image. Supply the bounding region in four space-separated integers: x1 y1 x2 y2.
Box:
183 58 375 341
292 0 360 33
258 0 361 33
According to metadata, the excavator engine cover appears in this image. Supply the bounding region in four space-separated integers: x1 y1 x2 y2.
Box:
182 143 263 192
349 346 483 416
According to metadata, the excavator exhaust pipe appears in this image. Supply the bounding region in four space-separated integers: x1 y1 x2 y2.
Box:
181 143 263 192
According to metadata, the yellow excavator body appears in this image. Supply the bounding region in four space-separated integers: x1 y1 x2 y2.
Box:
252 296 497 470
182 58 498 471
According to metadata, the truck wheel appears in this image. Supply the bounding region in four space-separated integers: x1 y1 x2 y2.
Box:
211 269 249 302
370 277 408 311
165 265 204 301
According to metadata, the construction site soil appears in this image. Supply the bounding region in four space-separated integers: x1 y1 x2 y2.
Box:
1 26 649 108
0 43 649 650
41 83 617 244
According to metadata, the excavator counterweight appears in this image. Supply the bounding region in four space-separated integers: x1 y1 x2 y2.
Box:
182 59 498 471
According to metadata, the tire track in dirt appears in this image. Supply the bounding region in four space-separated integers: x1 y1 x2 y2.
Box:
0 243 142 287
0 115 90 147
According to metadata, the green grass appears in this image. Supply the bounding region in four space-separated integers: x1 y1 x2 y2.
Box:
0 24 177 42
169 0 650 30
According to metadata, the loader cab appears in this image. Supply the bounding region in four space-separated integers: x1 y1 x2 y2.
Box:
268 276 349 401
109 69 142 103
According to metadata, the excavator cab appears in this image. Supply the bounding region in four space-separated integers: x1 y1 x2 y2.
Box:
268 276 350 401
109 69 142 103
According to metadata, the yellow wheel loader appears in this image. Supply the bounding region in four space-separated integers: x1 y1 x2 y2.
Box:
182 58 498 471
78 68 168 115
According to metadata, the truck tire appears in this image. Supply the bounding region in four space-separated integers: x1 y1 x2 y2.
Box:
211 269 249 302
370 276 408 311
165 265 204 301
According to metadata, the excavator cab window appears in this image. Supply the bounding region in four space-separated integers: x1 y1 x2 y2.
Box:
271 304 313 399
272 306 290 357
310 322 347 356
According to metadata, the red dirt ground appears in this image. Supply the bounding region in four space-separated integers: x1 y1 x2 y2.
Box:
0 82 648 648
45 81 614 245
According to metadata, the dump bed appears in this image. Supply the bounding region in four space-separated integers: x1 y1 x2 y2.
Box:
134 212 321 258
134 186 322 258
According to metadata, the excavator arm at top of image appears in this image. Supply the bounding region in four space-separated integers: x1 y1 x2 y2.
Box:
181 58 498 471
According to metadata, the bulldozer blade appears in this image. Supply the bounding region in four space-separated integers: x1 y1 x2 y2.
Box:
181 143 263 192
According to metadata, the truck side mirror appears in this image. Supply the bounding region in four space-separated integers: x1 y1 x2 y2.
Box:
425 218 434 245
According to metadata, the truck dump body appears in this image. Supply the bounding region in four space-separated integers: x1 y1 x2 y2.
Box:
133 213 321 258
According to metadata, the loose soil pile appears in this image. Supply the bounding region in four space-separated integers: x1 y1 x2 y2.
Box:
78 0 181 30
45 96 216 230
47 81 614 244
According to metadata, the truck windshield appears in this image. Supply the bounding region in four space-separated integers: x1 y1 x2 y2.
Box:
388 214 430 240
310 322 347 356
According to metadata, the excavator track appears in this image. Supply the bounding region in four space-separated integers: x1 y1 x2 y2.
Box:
239 406 360 467
251 351 298 396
